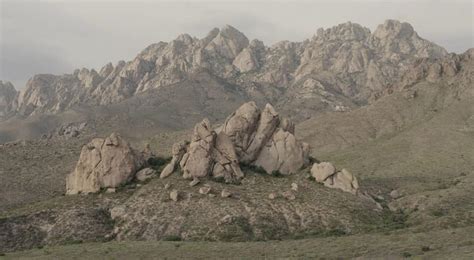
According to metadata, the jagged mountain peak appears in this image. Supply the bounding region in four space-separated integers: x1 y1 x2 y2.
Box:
1 20 452 120
0 80 16 92
373 19 415 39
0 81 17 118
315 21 371 42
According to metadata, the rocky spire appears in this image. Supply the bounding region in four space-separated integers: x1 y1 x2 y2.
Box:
0 81 17 118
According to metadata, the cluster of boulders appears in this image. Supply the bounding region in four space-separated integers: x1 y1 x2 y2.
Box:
160 102 310 183
65 102 367 197
66 133 146 195
311 162 360 195
56 122 87 139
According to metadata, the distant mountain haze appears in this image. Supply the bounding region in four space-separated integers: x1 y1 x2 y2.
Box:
1 0 472 89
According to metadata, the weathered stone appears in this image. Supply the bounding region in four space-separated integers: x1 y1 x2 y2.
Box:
268 192 278 200
324 169 359 195
182 119 215 179
170 190 179 202
390 189 401 199
199 186 212 195
160 141 187 179
282 191 296 201
311 163 360 195
291 183 298 192
164 102 310 182
189 178 200 187
221 189 232 198
135 168 156 182
311 162 336 182
66 133 144 195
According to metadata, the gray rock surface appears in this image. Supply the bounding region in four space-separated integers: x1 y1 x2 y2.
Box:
4 21 447 121
0 81 17 119
66 133 144 194
311 162 359 195
135 168 156 182
161 102 309 182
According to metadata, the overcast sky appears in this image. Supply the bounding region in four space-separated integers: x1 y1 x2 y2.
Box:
1 0 473 90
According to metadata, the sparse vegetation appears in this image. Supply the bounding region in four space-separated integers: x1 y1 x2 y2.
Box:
162 235 182 241
270 170 283 177
239 162 268 175
147 156 172 171
431 208 447 217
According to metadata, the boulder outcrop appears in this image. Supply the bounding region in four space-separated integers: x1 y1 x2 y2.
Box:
311 162 359 194
66 133 145 195
161 102 310 182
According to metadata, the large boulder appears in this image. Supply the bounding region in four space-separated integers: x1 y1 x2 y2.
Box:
222 102 309 174
66 133 144 195
311 162 359 195
311 162 336 182
161 102 310 182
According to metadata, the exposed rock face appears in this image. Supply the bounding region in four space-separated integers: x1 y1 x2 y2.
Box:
222 102 310 174
6 20 447 120
135 168 156 182
66 133 144 194
0 81 17 119
180 118 245 183
160 141 187 179
311 162 359 195
162 102 309 182
311 162 336 182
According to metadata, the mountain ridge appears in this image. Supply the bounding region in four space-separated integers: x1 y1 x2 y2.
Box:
0 19 448 121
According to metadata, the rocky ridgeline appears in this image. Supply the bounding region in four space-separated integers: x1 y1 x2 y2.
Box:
160 102 310 183
0 20 448 119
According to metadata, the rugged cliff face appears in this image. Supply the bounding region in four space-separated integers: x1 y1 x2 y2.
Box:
5 20 447 119
0 81 17 119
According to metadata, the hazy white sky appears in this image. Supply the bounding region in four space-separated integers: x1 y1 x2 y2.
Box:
1 0 473 89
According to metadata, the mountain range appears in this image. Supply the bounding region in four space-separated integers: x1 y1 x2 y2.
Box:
0 20 447 122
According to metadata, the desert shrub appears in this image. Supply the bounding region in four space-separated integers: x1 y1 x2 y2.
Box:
162 235 182 241
308 156 320 164
421 246 431 252
271 170 283 177
323 228 347 237
148 156 171 170
380 209 409 230
239 162 268 175
431 208 446 217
